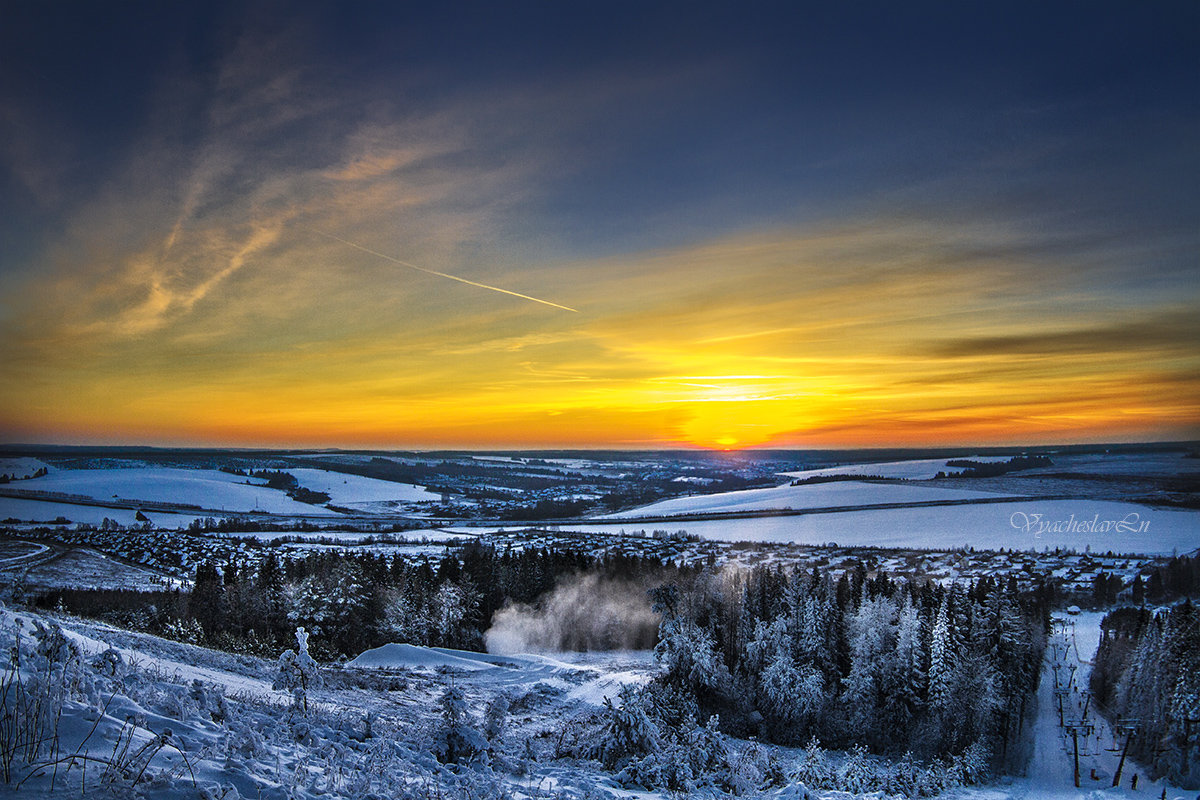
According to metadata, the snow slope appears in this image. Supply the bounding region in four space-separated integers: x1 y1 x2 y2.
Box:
0 457 53 478
562 500 1200 555
288 468 439 507
999 611 1186 799
3 603 1193 800
600 480 1016 519
349 642 652 707
780 456 1012 481
350 642 498 671
0 496 205 527
20 466 341 515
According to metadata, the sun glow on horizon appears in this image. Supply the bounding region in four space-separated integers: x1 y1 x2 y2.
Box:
3 220 1197 450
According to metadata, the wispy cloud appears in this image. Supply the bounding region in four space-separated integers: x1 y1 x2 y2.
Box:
928 311 1200 358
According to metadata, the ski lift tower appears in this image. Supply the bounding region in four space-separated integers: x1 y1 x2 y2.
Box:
1111 719 1139 788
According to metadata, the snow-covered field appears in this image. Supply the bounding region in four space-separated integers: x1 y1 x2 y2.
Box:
288 468 439 507
18 467 342 516
0 496 207 528
0 547 180 591
1029 451 1200 477
0 457 54 478
780 456 1012 481
562 500 1200 555
600 479 1017 519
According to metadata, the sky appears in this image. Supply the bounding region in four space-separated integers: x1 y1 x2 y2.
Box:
1 1 1197 450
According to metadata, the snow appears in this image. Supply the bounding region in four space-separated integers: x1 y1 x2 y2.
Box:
2 547 179 591
1034 452 1200 477
565 670 654 706
0 496 204 528
600 480 1016 519
780 456 1012 481
997 611 1186 799
349 642 498 671
347 643 652 710
20 466 343 515
1 599 1193 799
348 643 654 708
0 456 53 477
288 468 440 505
0 540 48 566
562 500 1200 554
3 607 285 701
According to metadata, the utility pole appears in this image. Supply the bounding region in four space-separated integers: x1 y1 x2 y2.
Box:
1181 715 1194 787
1055 687 1070 727
1112 724 1135 788
1072 727 1081 788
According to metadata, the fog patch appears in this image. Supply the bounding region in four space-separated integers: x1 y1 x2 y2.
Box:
485 573 660 654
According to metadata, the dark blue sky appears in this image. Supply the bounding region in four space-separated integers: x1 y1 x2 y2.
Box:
4 1 1195 257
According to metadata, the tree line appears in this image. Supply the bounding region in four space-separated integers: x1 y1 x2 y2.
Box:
1089 601 1200 788
35 542 675 660
646 563 1049 769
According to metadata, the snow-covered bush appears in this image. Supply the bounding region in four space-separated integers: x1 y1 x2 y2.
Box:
433 685 489 764
586 687 661 769
483 691 510 741
162 615 205 643
794 736 833 787
0 619 85 782
616 713 740 793
723 738 785 795
273 626 322 715
91 646 124 677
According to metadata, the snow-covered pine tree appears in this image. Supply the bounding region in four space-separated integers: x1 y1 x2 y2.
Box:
434 684 488 764
928 596 955 712
841 594 898 744
589 687 661 769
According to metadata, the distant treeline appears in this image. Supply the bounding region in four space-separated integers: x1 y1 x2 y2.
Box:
1090 553 1200 607
218 468 331 505
0 467 48 483
789 473 893 486
937 456 1052 479
1089 601 1200 788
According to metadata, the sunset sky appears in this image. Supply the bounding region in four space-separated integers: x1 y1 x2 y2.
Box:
1 2 1197 450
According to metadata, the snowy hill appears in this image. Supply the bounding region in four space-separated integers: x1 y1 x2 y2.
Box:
20 466 343 516
600 479 1016 518
0 602 1192 799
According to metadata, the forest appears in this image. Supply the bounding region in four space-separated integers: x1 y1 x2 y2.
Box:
34 548 1052 779
35 543 674 660
1089 600 1200 787
645 565 1048 766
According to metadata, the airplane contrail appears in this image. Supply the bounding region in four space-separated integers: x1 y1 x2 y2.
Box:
309 228 578 313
